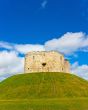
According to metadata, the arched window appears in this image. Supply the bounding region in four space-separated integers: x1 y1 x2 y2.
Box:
44 53 45 56
60 56 62 60
33 56 34 59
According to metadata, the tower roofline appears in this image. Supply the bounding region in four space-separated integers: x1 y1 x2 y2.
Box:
25 50 64 57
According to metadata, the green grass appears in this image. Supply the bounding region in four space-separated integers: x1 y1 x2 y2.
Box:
0 98 88 110
0 72 88 110
0 72 88 99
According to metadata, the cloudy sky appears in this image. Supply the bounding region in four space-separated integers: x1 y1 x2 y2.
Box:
0 0 88 81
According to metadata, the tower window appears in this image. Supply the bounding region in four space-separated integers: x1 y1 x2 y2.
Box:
60 56 62 60
42 63 46 67
33 56 34 59
44 53 45 56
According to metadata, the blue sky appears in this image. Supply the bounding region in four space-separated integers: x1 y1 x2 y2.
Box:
0 0 88 80
0 0 88 43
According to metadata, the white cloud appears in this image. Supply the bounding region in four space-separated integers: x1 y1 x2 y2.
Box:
0 51 24 76
71 62 88 80
14 44 45 54
0 41 13 50
0 32 88 56
45 32 88 55
41 0 48 8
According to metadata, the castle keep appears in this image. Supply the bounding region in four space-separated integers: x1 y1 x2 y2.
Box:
24 51 70 73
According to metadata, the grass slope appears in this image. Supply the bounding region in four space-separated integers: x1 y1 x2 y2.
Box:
0 98 88 110
0 72 88 99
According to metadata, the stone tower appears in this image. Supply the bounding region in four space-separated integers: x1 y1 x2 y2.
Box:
24 51 70 73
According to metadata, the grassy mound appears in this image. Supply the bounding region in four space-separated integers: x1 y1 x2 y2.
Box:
0 72 88 99
0 98 88 110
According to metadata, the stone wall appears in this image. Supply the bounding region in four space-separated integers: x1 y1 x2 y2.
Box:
24 51 70 73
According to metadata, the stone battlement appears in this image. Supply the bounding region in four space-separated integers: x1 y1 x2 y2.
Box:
24 51 70 73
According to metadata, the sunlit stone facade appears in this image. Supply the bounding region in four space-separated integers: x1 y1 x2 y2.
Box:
24 51 70 73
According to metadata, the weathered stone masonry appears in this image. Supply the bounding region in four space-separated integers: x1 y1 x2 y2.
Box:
24 51 70 73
